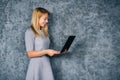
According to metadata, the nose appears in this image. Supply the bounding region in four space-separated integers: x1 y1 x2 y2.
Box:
46 19 48 23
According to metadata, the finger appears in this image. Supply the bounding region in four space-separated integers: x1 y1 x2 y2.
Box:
63 50 67 54
65 49 67 53
57 51 60 54
55 51 60 54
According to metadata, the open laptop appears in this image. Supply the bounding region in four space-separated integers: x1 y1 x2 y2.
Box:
60 36 76 53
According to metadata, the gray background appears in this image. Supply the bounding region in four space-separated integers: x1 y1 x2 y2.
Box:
0 0 120 80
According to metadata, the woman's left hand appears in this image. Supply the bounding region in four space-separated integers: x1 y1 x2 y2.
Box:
61 49 67 54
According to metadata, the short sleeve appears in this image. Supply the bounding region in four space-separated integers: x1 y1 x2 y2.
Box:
25 29 35 52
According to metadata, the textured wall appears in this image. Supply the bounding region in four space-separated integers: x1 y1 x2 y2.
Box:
0 0 120 80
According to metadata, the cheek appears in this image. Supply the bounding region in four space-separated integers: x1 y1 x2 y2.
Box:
39 20 45 26
39 20 43 24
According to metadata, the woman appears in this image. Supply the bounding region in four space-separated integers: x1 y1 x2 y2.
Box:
25 7 61 80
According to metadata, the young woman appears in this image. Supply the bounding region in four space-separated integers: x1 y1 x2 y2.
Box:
25 7 61 80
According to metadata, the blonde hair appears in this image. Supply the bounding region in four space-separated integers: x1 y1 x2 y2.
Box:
30 7 49 37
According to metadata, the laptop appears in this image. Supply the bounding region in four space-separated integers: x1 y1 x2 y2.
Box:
60 36 76 53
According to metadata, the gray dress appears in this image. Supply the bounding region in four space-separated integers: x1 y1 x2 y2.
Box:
25 28 54 80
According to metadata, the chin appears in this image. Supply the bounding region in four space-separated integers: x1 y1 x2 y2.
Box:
41 26 45 28
42 26 45 27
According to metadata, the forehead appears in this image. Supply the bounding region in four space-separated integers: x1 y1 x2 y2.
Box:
41 13 48 18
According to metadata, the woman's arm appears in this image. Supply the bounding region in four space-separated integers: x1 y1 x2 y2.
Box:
27 49 60 58
27 50 47 58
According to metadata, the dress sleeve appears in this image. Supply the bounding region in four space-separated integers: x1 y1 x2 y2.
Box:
25 29 35 52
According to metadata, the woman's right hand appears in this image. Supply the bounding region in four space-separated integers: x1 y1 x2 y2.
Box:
46 49 60 56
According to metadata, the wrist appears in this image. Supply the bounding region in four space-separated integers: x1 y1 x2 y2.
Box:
43 50 48 55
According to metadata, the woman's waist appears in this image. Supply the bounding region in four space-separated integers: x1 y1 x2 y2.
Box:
30 55 49 61
35 47 49 51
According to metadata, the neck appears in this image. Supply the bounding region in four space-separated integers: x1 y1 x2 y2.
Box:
40 27 42 30
36 27 42 30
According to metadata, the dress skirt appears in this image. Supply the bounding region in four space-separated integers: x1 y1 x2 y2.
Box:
26 56 54 80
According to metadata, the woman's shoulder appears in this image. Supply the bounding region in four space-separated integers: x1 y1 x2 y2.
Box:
25 28 34 33
25 28 34 36
26 28 32 32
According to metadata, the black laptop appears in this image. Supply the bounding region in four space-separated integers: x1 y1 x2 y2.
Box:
60 36 76 53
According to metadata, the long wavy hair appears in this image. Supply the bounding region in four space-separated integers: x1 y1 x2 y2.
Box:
30 7 49 37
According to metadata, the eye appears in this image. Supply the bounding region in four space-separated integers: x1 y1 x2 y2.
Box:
44 18 48 20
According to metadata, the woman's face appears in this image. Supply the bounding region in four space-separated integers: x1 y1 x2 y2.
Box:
39 13 48 28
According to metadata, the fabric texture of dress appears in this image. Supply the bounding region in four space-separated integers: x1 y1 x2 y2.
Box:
25 28 54 80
